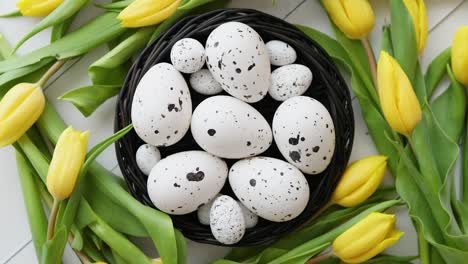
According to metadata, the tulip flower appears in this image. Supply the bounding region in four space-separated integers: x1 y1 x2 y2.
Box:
332 156 387 207
451 26 468 86
333 212 404 263
46 126 89 201
118 0 182 28
403 0 427 53
377 51 422 136
0 83 45 148
322 0 375 39
17 0 64 16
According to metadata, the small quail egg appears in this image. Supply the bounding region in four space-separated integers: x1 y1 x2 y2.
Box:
171 38 206 73
266 40 297 66
135 144 161 175
189 69 223 95
210 195 245 245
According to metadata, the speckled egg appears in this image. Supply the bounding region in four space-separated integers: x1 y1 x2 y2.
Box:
132 63 192 147
197 194 258 228
170 38 206 73
269 64 313 101
205 22 271 103
135 144 161 175
147 151 228 215
189 69 223 95
273 96 335 174
210 195 245 245
266 40 297 66
191 96 272 159
229 157 309 222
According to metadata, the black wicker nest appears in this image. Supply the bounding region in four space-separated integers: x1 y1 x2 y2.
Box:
115 8 354 246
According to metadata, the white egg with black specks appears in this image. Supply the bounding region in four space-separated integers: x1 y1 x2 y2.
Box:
205 22 270 103
191 96 272 159
135 144 161 175
147 151 228 215
269 64 313 101
189 69 223 95
210 195 245 245
132 63 192 147
170 38 206 73
197 194 258 228
266 40 297 66
273 96 335 174
229 157 309 222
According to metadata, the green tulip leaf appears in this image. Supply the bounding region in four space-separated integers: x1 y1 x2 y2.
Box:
70 225 84 250
364 255 418 264
267 243 331 264
178 0 218 10
13 0 90 52
97 0 134 11
0 12 127 73
380 26 394 56
176 230 187 264
0 10 22 18
431 66 466 143
60 84 121 117
16 151 48 259
113 250 130 264
389 0 419 90
0 33 12 59
425 48 451 99
51 14 77 42
463 122 468 204
41 226 69 264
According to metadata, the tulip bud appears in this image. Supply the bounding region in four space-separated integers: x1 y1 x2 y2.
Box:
403 0 428 54
46 127 89 201
118 0 182 28
332 156 387 207
377 51 422 136
322 0 375 39
17 0 64 16
333 212 404 263
451 26 468 86
0 83 45 147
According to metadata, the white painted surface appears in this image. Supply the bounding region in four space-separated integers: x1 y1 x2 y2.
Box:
1 0 466 263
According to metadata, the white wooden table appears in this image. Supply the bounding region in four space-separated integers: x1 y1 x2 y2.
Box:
0 1 466 263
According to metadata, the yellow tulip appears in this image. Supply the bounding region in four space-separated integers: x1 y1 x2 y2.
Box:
17 0 64 16
332 155 387 207
46 126 89 201
0 83 45 147
377 51 422 136
322 0 375 39
451 26 468 86
118 0 182 28
94 262 107 264
333 212 404 263
153 258 162 264
403 0 428 53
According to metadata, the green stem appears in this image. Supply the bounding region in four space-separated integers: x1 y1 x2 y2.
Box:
462 106 468 204
361 37 377 87
415 222 430 264
36 60 66 87
305 250 333 264
47 198 60 240
15 150 48 259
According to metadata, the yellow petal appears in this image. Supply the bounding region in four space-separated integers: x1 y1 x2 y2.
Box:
47 127 89 200
17 0 64 16
0 83 45 147
121 0 181 28
118 0 175 21
377 51 421 135
323 0 374 39
403 0 427 53
342 230 404 263
333 213 396 260
333 156 387 207
452 26 468 86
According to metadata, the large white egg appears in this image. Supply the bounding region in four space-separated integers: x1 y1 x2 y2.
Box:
269 64 313 101
210 195 245 245
229 157 309 222
191 96 272 159
132 63 192 147
205 22 271 103
273 96 335 174
147 151 228 215
135 144 161 175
